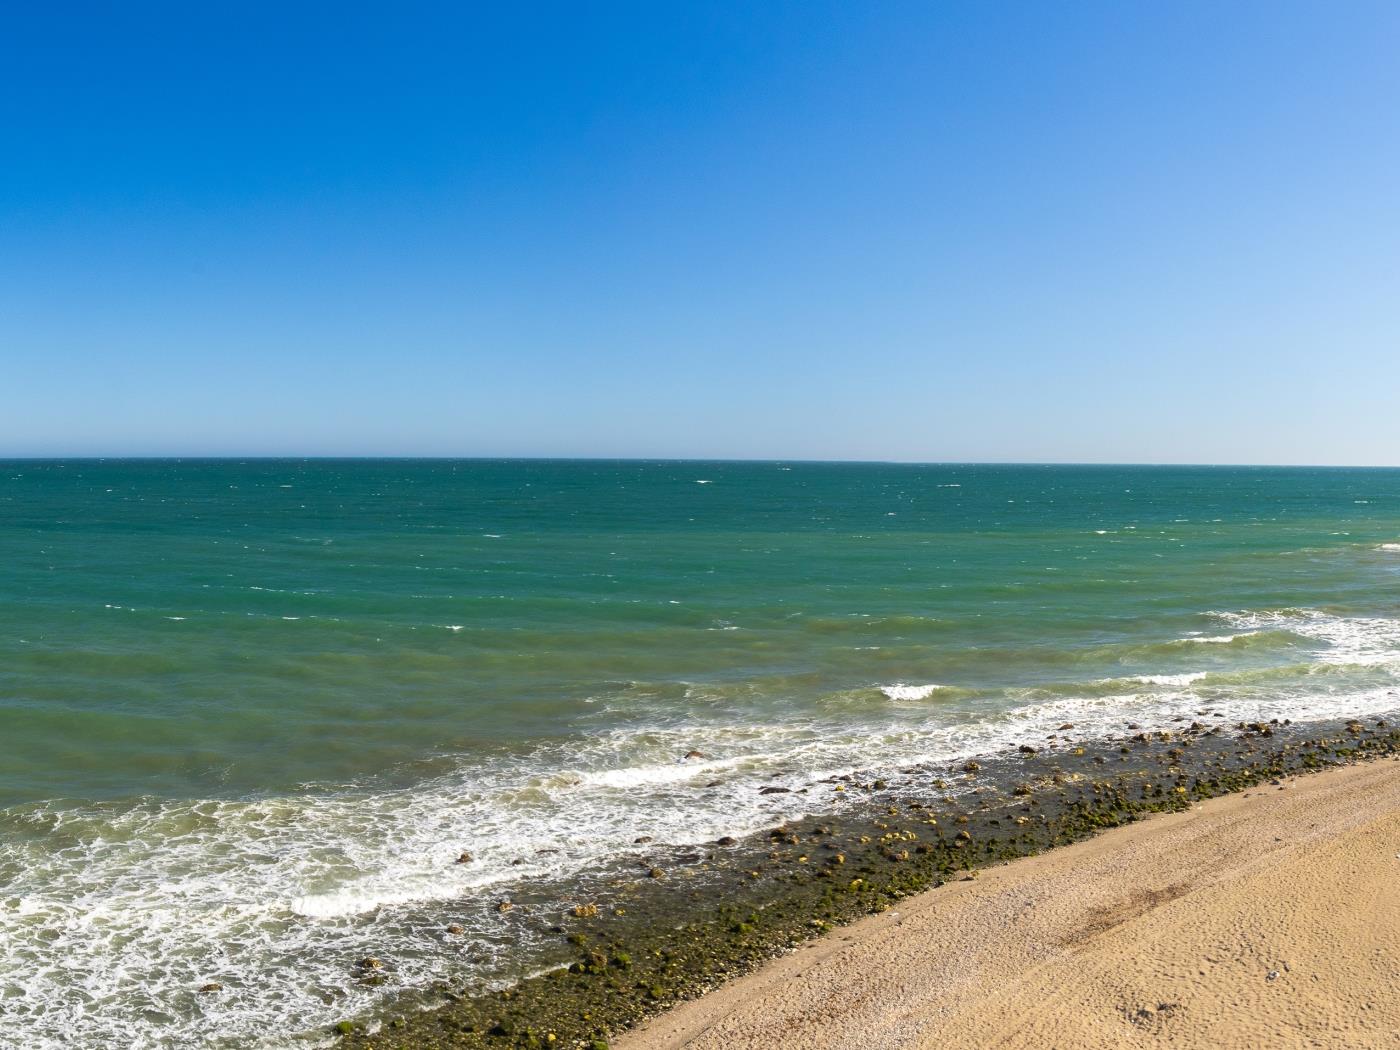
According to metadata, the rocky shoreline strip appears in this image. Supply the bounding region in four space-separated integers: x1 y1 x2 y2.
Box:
332 714 1400 1050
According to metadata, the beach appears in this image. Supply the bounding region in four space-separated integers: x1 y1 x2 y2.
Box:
621 756 1400 1050
339 722 1400 1049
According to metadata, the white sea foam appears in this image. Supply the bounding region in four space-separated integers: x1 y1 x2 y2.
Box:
290 887 434 918
0 731 865 1049
578 753 758 789
1377 543 1400 552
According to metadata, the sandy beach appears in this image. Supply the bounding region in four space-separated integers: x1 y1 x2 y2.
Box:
620 756 1400 1050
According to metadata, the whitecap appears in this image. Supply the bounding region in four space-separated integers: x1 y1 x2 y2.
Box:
1213 607 1400 666
879 683 943 702
1111 672 1208 686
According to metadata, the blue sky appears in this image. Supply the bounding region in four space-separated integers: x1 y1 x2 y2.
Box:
4 2 1399 462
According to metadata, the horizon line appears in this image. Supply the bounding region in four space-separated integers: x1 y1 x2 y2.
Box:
3 455 1399 470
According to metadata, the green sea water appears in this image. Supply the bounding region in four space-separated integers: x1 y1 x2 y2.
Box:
3 459 1400 1047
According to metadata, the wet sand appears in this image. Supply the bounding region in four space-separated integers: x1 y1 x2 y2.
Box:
620 756 1400 1050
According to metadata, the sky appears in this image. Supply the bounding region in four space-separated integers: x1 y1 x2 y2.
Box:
3 2 1399 463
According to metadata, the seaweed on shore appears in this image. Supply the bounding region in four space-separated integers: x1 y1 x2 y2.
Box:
332 717 1400 1050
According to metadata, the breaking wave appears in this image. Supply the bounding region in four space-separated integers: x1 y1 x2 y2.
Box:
4 604 1400 1048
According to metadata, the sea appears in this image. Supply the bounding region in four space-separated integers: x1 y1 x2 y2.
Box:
3 459 1399 1047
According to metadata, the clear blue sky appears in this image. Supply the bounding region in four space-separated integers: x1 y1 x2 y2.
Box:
4 2 1398 462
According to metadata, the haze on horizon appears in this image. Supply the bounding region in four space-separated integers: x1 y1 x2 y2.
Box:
4 3 1399 465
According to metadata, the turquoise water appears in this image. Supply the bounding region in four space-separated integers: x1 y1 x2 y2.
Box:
3 460 1400 1047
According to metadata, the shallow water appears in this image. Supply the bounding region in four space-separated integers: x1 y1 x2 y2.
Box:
2 460 1399 1046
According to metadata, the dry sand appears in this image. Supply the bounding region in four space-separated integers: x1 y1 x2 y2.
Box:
619 757 1400 1050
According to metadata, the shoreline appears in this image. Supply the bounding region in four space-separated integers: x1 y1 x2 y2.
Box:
620 754 1400 1050
335 716 1400 1049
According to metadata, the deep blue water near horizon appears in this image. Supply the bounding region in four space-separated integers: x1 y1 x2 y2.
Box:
3 459 1400 1048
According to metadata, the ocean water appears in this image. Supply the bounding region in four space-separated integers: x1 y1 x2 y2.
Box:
3 459 1400 1047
